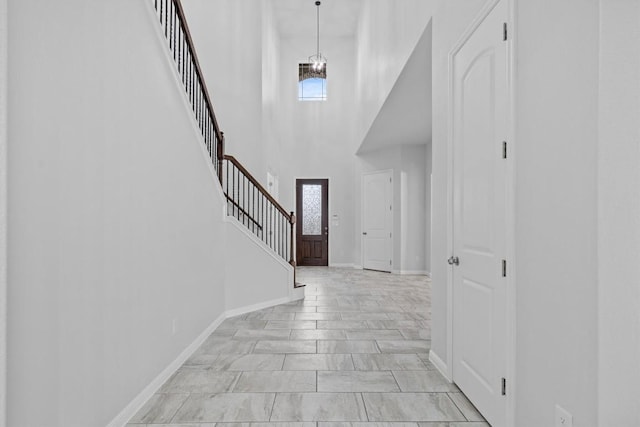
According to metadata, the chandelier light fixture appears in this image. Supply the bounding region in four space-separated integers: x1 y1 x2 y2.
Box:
309 1 327 72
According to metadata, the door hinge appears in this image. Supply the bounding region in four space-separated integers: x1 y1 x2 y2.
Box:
502 141 508 159
503 23 508 41
501 377 507 395
390 205 392 211
502 259 507 277
389 259 392 266
390 177 392 183
390 232 392 238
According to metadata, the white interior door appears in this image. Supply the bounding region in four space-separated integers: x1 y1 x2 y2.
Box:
452 1 508 426
362 171 392 272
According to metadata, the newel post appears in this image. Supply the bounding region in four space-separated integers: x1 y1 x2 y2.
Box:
217 131 225 184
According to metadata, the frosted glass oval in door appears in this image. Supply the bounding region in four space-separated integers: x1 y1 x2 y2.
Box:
452 1 509 426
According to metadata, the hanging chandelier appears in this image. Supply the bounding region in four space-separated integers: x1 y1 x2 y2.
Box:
309 1 327 72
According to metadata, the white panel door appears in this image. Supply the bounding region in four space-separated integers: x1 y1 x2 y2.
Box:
362 171 392 272
452 1 508 426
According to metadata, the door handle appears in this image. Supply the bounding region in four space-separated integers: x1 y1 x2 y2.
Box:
447 256 460 266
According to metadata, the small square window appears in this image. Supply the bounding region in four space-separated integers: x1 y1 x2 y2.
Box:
298 63 327 101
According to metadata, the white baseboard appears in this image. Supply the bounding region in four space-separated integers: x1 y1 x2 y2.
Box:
328 263 356 268
353 264 363 270
110 293 300 427
429 349 452 382
107 312 226 427
225 296 291 318
399 270 429 276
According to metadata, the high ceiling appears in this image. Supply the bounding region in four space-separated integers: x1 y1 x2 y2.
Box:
271 0 363 38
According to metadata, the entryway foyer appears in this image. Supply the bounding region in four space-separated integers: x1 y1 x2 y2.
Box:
128 267 487 426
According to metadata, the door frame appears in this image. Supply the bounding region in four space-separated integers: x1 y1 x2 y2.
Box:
294 177 330 266
361 169 394 272
444 0 516 425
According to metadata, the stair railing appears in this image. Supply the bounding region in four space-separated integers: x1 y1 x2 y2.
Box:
151 0 225 182
150 0 297 273
223 156 296 268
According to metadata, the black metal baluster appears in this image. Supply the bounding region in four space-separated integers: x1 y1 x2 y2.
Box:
164 0 168 38
279 215 283 257
182 28 187 80
169 1 174 58
172 5 177 61
232 164 236 218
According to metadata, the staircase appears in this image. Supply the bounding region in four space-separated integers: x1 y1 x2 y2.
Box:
150 0 299 285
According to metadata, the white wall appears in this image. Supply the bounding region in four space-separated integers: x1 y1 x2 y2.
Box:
430 0 638 425
354 0 434 146
7 1 222 425
266 34 359 266
225 219 293 313
357 20 432 155
399 146 428 274
262 1 284 187
265 8 434 269
181 0 266 182
597 1 640 425
0 0 7 424
355 145 428 274
425 142 432 275
515 1 599 424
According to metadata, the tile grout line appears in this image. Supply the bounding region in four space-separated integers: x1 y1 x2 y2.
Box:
166 391 191 424
389 369 403 392
446 391 470 421
230 371 244 392
359 392 371 422
268 391 278 422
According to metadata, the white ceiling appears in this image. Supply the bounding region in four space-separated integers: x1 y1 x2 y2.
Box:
271 0 363 38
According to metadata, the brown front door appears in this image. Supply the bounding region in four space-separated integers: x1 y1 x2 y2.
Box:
296 179 328 266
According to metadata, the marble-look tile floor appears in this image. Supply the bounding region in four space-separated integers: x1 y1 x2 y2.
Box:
127 267 489 427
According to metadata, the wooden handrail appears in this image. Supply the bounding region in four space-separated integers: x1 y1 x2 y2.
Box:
224 155 294 223
172 0 223 144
